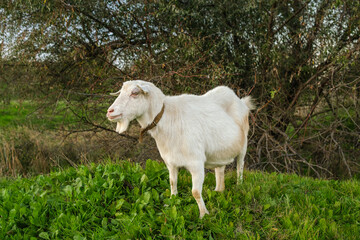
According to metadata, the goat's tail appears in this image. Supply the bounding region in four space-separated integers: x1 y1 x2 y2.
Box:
242 96 256 111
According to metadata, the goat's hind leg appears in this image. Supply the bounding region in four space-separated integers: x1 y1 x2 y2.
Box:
214 166 225 192
236 135 248 184
236 152 245 184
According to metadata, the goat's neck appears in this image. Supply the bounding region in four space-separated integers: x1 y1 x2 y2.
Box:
137 96 165 130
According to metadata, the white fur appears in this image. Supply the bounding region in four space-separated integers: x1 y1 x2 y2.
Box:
107 80 255 218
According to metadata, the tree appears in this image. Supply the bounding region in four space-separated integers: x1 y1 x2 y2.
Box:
1 0 359 178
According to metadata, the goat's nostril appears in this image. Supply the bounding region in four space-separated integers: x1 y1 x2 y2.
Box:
108 109 114 113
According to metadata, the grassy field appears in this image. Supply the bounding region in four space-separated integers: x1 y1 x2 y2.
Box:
1 159 359 239
0 100 78 129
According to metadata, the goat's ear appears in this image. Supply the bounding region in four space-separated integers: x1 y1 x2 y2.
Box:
110 90 121 96
136 84 150 94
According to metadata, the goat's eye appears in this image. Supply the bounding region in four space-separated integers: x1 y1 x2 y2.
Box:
130 89 140 97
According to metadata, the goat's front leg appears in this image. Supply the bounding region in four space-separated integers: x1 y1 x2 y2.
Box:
168 165 179 195
214 166 225 192
189 166 209 218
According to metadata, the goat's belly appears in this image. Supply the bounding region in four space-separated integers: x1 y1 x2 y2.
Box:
204 124 244 168
205 157 235 169
205 146 239 167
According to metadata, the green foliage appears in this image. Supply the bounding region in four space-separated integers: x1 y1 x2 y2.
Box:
1 160 359 239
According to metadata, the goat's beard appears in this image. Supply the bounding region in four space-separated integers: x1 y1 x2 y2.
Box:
115 119 130 134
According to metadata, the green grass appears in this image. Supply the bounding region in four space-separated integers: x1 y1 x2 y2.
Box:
0 101 78 130
1 160 359 239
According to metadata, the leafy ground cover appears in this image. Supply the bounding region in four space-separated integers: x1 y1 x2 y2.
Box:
1 159 359 239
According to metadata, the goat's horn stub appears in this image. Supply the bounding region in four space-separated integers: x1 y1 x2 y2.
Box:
136 85 147 94
110 90 121 96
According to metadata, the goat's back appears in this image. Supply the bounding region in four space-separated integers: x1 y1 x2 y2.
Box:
204 86 252 124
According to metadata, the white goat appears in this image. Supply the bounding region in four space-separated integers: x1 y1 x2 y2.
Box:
107 80 255 218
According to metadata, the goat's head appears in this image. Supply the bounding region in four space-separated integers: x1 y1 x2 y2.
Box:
107 80 151 133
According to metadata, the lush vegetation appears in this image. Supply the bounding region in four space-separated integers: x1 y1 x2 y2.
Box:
1 160 359 239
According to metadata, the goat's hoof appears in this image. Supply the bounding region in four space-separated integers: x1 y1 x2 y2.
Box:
199 210 210 219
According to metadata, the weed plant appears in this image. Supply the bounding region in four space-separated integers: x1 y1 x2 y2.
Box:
1 160 359 239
